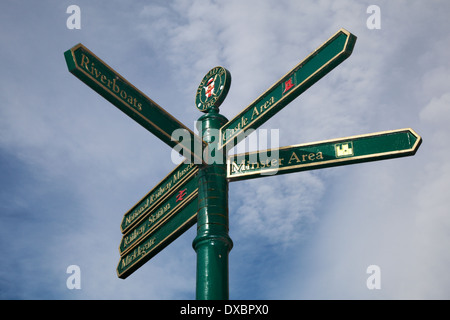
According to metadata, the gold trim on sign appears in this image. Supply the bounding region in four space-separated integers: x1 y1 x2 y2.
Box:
117 206 198 278
226 128 421 179
69 44 206 163
121 163 198 234
119 188 198 256
218 28 354 150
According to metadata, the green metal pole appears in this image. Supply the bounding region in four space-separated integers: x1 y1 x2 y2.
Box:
193 109 233 300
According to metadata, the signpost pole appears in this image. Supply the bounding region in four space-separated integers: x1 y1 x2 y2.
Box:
193 109 232 300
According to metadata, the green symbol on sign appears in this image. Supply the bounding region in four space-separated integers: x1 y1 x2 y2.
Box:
195 66 231 113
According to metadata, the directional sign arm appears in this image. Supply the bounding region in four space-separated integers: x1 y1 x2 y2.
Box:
120 161 198 233
227 128 422 181
117 198 198 279
119 175 198 256
64 44 205 163
219 28 357 150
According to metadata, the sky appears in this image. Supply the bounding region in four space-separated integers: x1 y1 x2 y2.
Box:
0 0 449 300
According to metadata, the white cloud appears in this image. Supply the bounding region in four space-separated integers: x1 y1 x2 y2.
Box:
1 0 450 300
420 93 450 126
231 172 324 246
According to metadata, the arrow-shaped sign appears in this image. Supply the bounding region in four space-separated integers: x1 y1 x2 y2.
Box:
121 161 198 234
219 28 356 150
119 175 198 256
64 44 205 163
117 191 198 279
227 128 422 181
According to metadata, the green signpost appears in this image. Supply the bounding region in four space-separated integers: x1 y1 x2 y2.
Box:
65 28 422 300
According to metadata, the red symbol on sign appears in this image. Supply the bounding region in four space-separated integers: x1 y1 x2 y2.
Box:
204 77 215 98
176 189 187 202
283 77 295 94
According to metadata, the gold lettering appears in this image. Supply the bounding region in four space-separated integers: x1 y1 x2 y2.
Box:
251 106 259 120
271 159 278 167
148 203 171 225
112 78 120 93
80 53 90 70
233 122 242 132
248 161 259 170
79 52 144 113
241 116 248 128
224 117 248 141
123 224 146 247
288 151 301 164
283 150 324 167
231 160 245 173
260 96 275 114
93 66 101 79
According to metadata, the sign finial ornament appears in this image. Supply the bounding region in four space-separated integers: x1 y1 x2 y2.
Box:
195 66 231 113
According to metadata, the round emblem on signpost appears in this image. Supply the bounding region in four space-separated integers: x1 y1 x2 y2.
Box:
195 66 231 113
